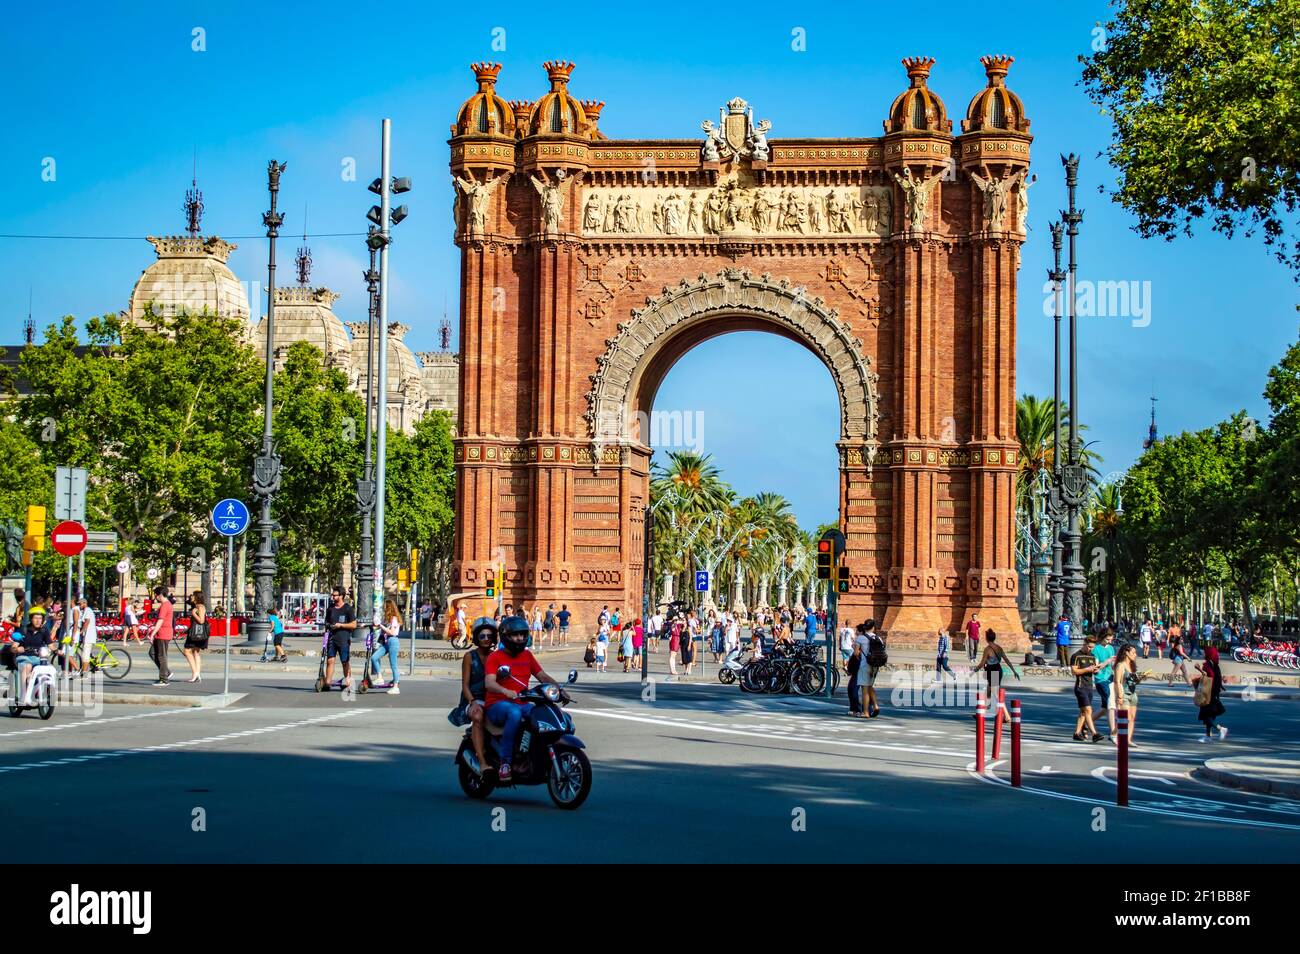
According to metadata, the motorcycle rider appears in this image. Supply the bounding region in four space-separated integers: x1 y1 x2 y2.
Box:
460 617 498 775
483 615 564 782
7 605 55 702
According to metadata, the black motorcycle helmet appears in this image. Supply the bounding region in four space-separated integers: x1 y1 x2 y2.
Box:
498 615 530 656
471 617 498 648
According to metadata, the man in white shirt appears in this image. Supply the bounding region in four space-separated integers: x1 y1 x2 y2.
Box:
726 614 740 653
1139 619 1153 658
76 597 97 675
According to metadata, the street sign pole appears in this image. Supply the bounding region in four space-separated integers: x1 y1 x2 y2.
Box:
225 534 234 698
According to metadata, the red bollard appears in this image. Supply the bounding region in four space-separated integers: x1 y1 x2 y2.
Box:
975 690 987 774
993 686 1007 760
1010 699 1022 788
1116 708 1130 806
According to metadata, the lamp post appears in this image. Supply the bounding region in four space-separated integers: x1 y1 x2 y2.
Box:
1046 220 1066 631
354 231 382 644
640 486 680 683
248 160 286 647
1060 154 1087 636
365 119 411 628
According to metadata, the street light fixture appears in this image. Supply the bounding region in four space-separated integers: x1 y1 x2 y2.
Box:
367 119 412 631
248 160 287 648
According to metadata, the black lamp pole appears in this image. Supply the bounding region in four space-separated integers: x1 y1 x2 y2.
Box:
248 160 286 647
1060 154 1087 635
355 231 382 648
1046 220 1066 630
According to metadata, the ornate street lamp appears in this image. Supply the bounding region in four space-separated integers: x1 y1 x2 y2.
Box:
1060 154 1088 637
248 160 286 647
354 229 382 641
1046 220 1066 631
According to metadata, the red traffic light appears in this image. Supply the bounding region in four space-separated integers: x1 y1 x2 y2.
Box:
817 540 831 553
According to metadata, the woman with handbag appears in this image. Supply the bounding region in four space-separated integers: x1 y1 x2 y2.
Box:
1194 647 1228 741
369 598 403 694
181 591 209 684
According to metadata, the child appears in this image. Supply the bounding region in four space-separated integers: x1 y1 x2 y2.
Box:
595 624 609 672
583 637 597 669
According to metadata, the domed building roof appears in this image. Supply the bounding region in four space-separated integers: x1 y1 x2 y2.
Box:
255 286 352 371
526 61 591 137
883 57 952 134
453 62 514 138
508 100 534 139
962 55 1030 133
128 235 249 326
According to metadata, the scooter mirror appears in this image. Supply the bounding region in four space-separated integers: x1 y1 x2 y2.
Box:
496 665 512 681
567 668 578 684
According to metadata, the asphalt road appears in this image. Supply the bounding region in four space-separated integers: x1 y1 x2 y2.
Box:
4 660 1299 863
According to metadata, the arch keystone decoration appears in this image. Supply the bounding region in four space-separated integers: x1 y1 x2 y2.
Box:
582 268 880 468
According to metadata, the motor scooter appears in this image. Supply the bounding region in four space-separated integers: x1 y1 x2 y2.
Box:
6 646 57 720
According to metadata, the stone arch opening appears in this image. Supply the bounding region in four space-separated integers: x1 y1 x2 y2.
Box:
584 268 880 462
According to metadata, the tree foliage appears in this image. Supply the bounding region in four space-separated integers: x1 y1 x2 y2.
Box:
1080 0 1300 275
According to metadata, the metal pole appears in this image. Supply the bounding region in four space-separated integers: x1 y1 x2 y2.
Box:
356 235 379 653
408 580 416 677
1061 154 1086 633
1047 221 1065 629
641 498 652 683
224 535 233 697
65 557 73 637
1010 699 1022 787
77 551 84 602
372 119 392 632
249 160 286 646
824 585 835 699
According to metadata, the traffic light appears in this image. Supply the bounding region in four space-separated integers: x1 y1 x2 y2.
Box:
23 505 45 552
397 568 410 592
486 568 496 599
838 564 852 593
816 539 832 580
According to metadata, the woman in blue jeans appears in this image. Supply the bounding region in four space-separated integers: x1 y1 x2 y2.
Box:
369 598 403 694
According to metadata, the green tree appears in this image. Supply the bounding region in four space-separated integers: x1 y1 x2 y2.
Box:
18 310 262 569
1080 0 1300 274
384 410 456 581
269 342 365 588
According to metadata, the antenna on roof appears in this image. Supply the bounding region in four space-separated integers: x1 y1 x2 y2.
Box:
295 204 312 286
184 148 204 237
23 286 34 345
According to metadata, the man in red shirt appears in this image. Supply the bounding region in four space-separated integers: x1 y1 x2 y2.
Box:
148 584 174 686
965 613 981 662
483 615 563 782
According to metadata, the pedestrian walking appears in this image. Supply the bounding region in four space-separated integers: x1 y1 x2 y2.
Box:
1139 618 1153 658
965 613 981 662
620 619 634 673
682 612 697 678
542 603 555 647
971 630 1020 697
557 604 571 645
595 621 609 673
124 599 143 646
74 597 99 679
1070 634 1101 741
935 629 956 680
369 598 402 693
852 620 885 717
268 606 287 662
322 587 358 691
147 584 174 686
632 617 644 671
1091 628 1117 742
9 588 26 627
1169 631 1192 686
846 622 864 716
839 620 854 673
1194 647 1228 742
1113 642 1152 746
666 618 681 680
180 591 209 683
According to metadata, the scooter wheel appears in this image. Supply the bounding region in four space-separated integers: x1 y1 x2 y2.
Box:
718 668 735 685
458 760 496 799
358 679 369 694
313 677 327 693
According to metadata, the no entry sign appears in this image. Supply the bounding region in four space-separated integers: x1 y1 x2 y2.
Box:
51 520 88 557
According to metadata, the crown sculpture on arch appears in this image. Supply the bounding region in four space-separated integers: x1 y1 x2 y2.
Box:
700 97 772 163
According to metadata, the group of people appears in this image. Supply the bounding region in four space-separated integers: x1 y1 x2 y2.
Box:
451 601 573 649
1067 627 1227 744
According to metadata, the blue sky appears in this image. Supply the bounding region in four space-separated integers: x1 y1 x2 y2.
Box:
2 0 1296 530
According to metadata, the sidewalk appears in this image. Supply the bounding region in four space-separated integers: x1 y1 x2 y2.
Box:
1195 755 1300 798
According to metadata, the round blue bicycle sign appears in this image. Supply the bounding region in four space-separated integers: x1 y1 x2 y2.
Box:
211 498 251 537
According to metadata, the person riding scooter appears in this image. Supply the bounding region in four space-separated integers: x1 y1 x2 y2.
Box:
459 617 498 776
483 615 564 783
7 605 55 702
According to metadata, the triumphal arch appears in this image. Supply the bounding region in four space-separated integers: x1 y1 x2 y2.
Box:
449 56 1031 646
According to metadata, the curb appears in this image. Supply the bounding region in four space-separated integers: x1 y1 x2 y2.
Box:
1193 764 1300 799
99 691 248 709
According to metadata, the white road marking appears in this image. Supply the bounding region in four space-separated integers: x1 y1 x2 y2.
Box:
569 707 969 759
0 707 199 739
971 761 1300 831
0 709 369 775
